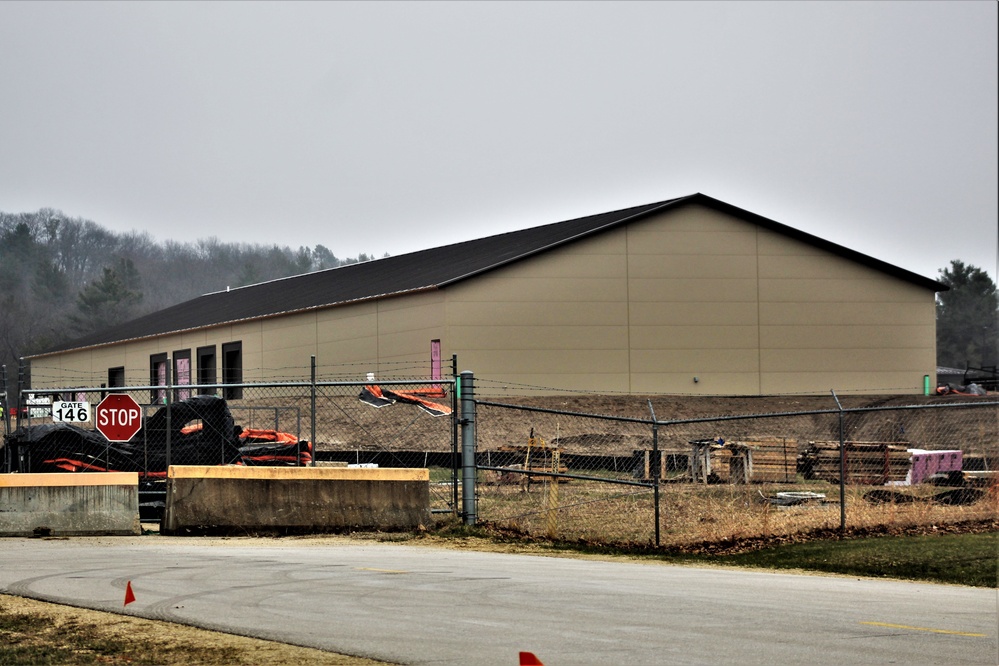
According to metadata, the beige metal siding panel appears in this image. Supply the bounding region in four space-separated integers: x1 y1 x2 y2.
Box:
463 349 630 374
757 229 828 256
449 301 628 326
761 325 936 349
760 372 930 395
759 253 883 279
260 312 317 358
760 278 930 303
316 303 378 343
377 298 445 335
493 251 627 279
628 253 758 279
629 278 758 303
761 348 931 372
629 302 759 327
450 325 628 350
378 328 441 360
630 373 761 395
630 325 759 350
636 205 751 232
450 275 628 303
759 301 934 326
460 371 633 394
317 337 377 365
444 233 630 388
627 206 756 249
630 348 760 373
627 229 757 256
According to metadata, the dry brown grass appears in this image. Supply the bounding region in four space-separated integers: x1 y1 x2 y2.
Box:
476 476 999 547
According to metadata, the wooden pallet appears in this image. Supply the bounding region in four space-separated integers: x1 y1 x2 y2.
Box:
805 441 911 484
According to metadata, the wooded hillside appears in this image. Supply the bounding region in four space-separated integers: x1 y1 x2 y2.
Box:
0 208 379 378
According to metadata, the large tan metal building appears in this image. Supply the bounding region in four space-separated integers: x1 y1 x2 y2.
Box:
29 194 944 395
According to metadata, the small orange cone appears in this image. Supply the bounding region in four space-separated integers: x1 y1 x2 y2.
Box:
123 581 136 607
519 652 544 665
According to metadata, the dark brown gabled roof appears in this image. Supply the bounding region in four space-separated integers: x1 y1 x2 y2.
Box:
34 193 946 356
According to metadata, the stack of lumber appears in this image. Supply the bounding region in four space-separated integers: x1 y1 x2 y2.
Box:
689 441 751 484
730 437 799 483
806 441 911 485
704 446 742 483
687 437 798 484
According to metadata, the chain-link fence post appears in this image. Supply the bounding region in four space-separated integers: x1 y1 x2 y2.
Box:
16 358 25 433
831 390 846 531
1 365 8 473
648 400 661 548
451 355 460 514
165 356 173 470
460 370 476 525
310 356 316 467
2 364 9 436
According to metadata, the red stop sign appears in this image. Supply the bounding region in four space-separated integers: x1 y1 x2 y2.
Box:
95 394 143 442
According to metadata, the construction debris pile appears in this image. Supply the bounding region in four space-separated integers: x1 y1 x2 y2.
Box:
4 396 312 477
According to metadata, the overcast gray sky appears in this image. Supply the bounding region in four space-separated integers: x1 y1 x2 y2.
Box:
1 1 996 282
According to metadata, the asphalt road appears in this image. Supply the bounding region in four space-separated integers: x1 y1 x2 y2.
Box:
0 537 996 665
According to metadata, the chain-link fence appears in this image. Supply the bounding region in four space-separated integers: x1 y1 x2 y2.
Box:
4 365 996 545
473 397 999 548
2 378 458 520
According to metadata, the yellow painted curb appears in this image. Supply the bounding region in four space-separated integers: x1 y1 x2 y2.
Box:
0 472 139 487
167 465 429 482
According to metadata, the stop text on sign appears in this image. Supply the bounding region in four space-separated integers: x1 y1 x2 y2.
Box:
99 406 141 427
94 394 144 442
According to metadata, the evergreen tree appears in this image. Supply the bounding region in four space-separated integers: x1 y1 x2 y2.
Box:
936 260 999 369
70 258 144 336
0 206 382 371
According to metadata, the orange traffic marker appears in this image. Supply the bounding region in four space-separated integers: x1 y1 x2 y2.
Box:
519 652 544 665
124 581 136 606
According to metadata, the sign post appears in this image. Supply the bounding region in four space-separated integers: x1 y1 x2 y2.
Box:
95 394 143 442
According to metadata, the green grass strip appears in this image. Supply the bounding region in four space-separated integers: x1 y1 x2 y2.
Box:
700 531 998 587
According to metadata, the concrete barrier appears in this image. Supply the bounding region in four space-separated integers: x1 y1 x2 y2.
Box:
0 472 141 537
161 465 432 535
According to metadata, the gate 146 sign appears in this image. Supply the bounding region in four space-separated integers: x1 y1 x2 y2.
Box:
95 394 143 442
52 401 91 423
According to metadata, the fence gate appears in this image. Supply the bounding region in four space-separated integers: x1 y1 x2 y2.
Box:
4 379 459 520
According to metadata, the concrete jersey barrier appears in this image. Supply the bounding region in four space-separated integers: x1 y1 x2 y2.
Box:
0 472 141 537
161 465 432 535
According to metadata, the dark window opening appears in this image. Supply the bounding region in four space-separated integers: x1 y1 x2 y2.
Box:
150 353 168 403
222 342 242 400
108 367 125 388
197 346 217 395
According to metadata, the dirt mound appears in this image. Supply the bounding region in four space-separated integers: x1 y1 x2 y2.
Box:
474 393 997 458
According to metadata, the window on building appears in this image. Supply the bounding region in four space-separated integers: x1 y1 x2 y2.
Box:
431 339 442 382
174 349 192 401
108 367 125 388
150 353 168 403
222 342 242 400
197 346 216 395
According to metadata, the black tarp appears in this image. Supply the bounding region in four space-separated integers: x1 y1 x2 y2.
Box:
4 396 307 476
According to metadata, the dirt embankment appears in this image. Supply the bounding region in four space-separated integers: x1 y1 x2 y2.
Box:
471 393 998 458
